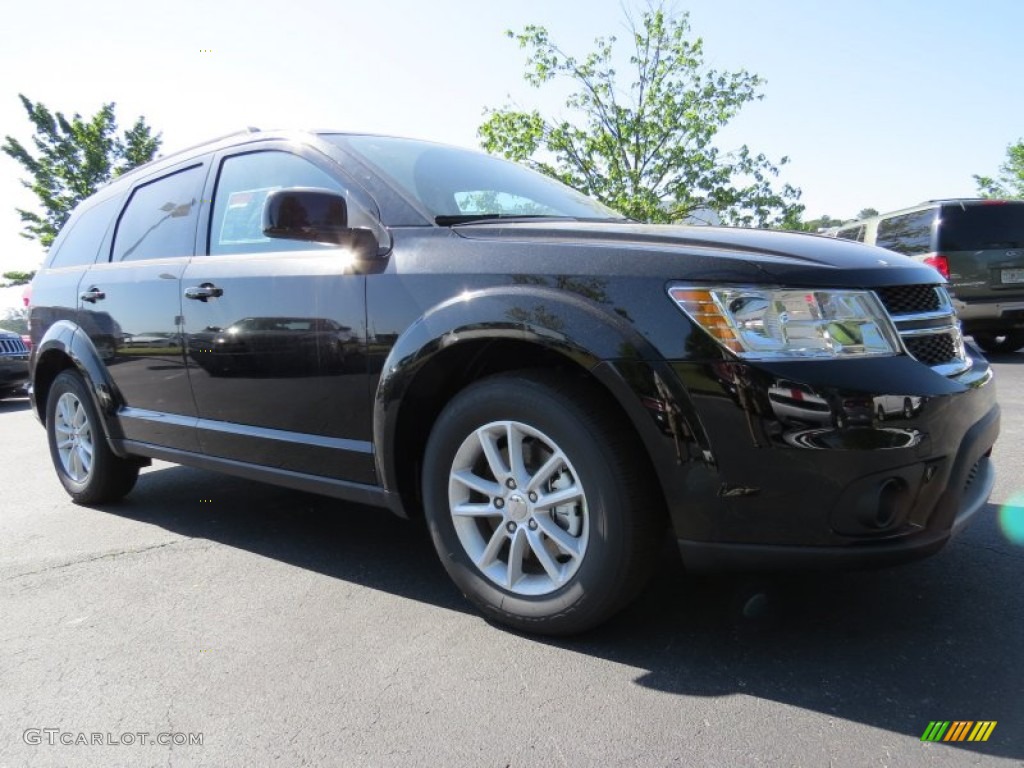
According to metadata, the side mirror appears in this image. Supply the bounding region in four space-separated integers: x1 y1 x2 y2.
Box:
263 188 378 255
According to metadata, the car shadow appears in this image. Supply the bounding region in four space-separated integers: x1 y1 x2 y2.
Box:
100 464 1022 759
987 353 1024 366
98 462 468 615
0 396 31 413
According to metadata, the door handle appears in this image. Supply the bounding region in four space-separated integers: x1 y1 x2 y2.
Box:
184 283 224 302
80 288 105 303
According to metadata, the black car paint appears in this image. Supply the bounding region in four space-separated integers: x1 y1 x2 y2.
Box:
364 229 997 564
28 130 999 570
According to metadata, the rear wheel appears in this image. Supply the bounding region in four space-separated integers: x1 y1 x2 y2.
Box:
422 371 663 635
46 370 139 504
973 331 1024 355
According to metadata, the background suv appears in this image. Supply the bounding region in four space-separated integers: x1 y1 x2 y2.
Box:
0 329 30 399
28 130 999 634
829 199 1024 353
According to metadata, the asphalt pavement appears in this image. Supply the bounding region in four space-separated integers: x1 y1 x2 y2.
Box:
1 358 1023 767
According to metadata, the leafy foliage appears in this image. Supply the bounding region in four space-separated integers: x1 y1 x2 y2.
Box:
0 306 28 335
1 270 35 286
479 6 802 227
975 139 1024 199
2 95 161 247
795 208 877 233
798 214 844 233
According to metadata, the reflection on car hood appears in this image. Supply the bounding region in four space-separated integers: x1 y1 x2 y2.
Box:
452 221 942 284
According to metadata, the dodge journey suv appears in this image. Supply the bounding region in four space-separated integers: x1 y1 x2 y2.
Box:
28 130 1000 634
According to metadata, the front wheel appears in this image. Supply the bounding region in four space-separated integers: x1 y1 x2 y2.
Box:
46 370 139 504
422 371 663 635
973 331 1024 355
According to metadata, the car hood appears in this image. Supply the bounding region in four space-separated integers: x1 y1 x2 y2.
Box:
452 221 943 286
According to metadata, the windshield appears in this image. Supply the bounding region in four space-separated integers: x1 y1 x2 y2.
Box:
938 203 1024 250
325 134 625 224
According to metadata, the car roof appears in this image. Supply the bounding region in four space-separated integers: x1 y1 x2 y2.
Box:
832 198 1024 230
107 127 340 188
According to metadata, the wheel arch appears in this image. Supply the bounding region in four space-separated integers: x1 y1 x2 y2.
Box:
372 286 699 519
31 321 123 447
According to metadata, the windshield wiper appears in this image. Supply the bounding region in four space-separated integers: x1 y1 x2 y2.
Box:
435 214 578 226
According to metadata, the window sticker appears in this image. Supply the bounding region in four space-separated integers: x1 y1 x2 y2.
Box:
217 186 279 246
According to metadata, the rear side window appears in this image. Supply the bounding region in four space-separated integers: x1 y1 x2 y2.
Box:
938 204 1024 251
112 165 205 262
47 197 120 269
875 209 936 255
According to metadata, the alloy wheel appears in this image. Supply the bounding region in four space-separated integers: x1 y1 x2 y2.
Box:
54 392 94 483
447 420 590 596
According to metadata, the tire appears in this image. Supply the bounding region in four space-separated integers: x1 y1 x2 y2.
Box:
46 370 139 504
422 371 663 635
973 331 1024 355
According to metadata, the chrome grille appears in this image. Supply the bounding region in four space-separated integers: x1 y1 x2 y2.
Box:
873 285 969 376
0 336 28 356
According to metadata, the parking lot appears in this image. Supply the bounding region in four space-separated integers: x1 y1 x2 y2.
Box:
1 358 1022 767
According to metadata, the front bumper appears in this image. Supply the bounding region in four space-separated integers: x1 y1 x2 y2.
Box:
596 347 1000 571
677 415 996 571
0 359 30 395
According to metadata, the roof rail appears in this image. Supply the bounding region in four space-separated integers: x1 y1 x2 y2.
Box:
919 197 987 204
113 127 263 184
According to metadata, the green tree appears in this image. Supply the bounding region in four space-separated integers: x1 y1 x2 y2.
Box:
1 270 35 286
974 139 1024 199
0 307 28 336
801 214 844 232
857 207 879 219
2 95 161 247
478 6 802 227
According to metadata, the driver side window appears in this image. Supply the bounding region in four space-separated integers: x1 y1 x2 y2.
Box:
209 151 353 255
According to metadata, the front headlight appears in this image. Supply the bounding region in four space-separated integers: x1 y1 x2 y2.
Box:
668 285 900 359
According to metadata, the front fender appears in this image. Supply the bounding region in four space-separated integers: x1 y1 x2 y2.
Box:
372 285 677 494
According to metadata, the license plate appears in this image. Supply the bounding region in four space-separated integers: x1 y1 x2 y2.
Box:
1001 268 1024 284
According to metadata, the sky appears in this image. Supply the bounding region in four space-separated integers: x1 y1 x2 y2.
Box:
1 0 1022 273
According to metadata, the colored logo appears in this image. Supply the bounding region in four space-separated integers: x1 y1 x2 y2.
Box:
921 721 996 742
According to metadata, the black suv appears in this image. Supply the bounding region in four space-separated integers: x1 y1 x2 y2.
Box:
0 328 30 398
28 130 1000 634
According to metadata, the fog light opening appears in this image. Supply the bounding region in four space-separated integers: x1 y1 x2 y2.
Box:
874 478 908 529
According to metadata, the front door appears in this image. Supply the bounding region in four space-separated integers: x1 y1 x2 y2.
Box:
182 147 373 483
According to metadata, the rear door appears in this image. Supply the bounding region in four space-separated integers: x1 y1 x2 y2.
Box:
181 144 375 483
938 202 1024 302
29 193 122 356
78 162 208 451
